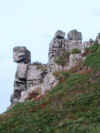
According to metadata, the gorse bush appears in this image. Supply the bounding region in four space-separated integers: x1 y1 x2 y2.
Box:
54 56 67 66
53 71 70 81
84 43 100 71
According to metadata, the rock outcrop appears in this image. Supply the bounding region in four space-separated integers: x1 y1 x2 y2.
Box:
13 47 31 64
11 29 94 104
67 29 82 41
11 47 31 104
96 33 100 44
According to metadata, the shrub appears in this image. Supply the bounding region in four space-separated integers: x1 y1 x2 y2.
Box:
71 48 81 54
69 60 84 73
54 49 70 66
54 56 67 66
53 71 70 81
88 43 99 53
32 61 47 72
84 53 100 71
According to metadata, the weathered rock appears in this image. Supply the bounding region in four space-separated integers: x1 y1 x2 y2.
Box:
10 94 20 104
11 47 31 104
14 78 26 91
96 33 100 44
54 30 65 39
49 31 66 61
41 72 58 94
13 47 31 63
27 64 46 86
65 40 82 51
67 29 82 41
16 63 28 79
68 54 82 69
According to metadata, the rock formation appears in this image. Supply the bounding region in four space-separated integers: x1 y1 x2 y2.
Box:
11 29 95 104
96 33 100 44
11 47 31 104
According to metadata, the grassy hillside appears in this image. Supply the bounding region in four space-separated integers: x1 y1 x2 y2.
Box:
1 43 100 133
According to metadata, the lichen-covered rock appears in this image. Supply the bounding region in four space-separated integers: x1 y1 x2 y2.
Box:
13 47 31 63
67 29 82 41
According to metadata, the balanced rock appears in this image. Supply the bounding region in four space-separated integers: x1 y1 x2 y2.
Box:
67 29 82 41
54 30 65 39
13 47 31 64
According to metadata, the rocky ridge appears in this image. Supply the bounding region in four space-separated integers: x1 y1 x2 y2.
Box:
11 29 99 104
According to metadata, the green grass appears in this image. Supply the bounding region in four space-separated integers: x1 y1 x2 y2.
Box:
1 43 100 133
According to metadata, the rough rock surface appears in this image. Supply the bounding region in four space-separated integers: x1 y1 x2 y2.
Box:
13 47 31 63
68 54 82 69
11 47 31 104
16 63 28 79
96 33 100 44
11 29 93 104
67 29 82 41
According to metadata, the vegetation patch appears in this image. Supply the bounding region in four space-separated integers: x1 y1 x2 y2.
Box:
71 48 81 54
84 43 100 71
54 49 70 66
53 71 70 81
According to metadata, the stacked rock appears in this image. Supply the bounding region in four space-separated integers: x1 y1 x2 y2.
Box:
67 29 82 41
11 47 31 104
48 30 65 61
48 29 83 72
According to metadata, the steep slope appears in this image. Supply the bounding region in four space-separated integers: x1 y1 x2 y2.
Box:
1 43 100 133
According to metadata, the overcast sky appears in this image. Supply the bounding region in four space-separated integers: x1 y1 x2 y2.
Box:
0 0 100 113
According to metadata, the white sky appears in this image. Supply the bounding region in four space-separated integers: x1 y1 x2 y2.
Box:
0 0 100 113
